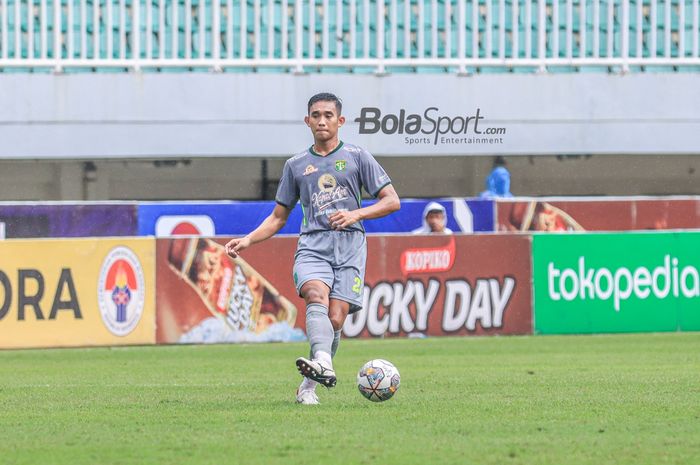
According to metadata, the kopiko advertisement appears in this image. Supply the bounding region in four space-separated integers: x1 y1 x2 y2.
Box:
497 198 700 232
0 238 155 349
155 235 533 344
533 232 700 334
347 235 532 337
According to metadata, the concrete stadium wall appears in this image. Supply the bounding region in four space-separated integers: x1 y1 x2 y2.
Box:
0 72 698 159
0 71 698 200
1 154 700 201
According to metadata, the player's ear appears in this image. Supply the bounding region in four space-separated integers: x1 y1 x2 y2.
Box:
304 115 310 127
338 115 346 126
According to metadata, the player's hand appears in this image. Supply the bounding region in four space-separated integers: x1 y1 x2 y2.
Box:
225 236 251 258
328 210 362 230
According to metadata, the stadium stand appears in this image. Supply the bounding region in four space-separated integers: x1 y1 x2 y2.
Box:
0 0 698 73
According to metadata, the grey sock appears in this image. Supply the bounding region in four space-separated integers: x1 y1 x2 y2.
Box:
305 303 333 358
331 330 341 358
309 324 341 360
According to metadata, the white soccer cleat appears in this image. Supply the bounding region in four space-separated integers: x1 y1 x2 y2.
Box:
295 388 320 405
295 357 337 388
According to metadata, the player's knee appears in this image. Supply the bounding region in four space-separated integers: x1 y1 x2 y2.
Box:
301 285 328 305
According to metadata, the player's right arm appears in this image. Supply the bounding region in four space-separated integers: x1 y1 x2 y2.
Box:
225 203 291 258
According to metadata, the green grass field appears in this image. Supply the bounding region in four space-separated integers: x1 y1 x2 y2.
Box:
1 334 699 465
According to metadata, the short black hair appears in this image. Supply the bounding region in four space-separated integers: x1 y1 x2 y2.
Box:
308 92 342 115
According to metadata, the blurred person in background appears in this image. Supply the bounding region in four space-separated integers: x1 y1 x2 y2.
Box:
412 202 453 235
479 166 513 198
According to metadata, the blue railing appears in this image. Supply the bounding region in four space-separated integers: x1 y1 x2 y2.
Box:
0 0 698 73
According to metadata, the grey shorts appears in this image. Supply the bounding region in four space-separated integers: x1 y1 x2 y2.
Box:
293 230 367 314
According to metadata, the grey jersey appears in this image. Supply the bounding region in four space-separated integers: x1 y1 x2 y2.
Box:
275 142 391 235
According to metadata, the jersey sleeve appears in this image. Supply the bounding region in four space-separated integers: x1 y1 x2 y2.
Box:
359 149 392 198
275 160 299 208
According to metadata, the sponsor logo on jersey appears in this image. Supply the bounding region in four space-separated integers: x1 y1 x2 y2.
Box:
98 246 146 337
312 173 350 213
303 164 318 176
335 160 347 172
318 174 338 192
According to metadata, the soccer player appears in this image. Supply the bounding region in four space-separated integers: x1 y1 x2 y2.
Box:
225 92 400 405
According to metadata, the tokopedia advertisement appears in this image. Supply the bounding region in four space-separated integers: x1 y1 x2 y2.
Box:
0 238 155 349
533 232 700 334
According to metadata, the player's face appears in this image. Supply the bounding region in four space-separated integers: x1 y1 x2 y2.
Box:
305 101 345 144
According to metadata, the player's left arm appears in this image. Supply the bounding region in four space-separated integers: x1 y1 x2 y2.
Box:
329 184 400 230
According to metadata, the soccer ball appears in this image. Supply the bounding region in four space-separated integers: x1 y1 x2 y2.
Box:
357 359 400 402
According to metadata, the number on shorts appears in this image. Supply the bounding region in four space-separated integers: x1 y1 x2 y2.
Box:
352 277 362 294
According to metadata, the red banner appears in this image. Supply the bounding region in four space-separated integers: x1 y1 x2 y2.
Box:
156 237 303 344
352 235 532 337
155 235 532 343
496 198 700 232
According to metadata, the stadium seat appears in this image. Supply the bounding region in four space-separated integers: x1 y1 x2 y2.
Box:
1 0 698 74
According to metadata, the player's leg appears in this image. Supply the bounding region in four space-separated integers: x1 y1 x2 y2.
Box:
328 298 350 357
292 254 337 388
306 299 345 366
295 280 330 402
297 299 343 403
327 231 367 363
295 280 335 403
299 280 337 382
292 236 337 402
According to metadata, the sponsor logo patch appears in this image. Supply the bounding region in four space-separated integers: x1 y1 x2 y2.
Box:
318 174 338 193
303 164 318 176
